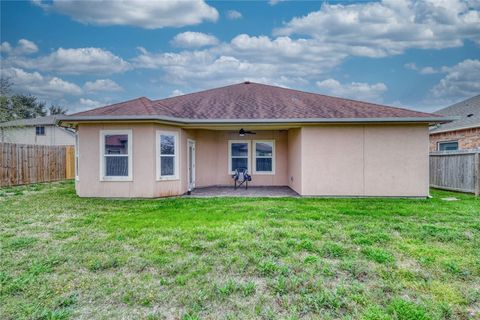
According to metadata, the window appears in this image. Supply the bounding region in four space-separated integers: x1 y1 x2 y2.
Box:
254 140 275 174
438 141 458 151
228 140 251 174
156 131 179 180
100 130 132 181
36 126 45 136
75 134 79 180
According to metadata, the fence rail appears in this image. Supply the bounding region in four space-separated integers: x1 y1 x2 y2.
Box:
0 143 75 187
430 150 480 196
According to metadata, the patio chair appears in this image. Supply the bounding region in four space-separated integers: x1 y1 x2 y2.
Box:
232 168 252 190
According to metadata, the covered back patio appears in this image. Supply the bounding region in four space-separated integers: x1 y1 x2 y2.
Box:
180 126 302 197
186 185 299 197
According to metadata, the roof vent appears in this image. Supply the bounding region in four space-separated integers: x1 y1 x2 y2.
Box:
467 113 474 117
244 81 250 84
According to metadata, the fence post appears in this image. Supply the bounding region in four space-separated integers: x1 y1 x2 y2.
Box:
65 146 75 179
475 152 480 197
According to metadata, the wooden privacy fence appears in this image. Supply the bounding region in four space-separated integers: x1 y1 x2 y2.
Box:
430 150 480 196
0 143 75 187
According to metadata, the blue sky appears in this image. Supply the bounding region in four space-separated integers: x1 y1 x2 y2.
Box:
1 0 479 113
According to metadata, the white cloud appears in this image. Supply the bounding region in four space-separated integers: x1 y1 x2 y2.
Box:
275 0 480 57
70 97 116 112
0 39 38 55
316 79 388 103
418 66 438 75
78 98 103 109
0 42 12 54
35 0 219 29
0 67 82 97
268 0 287 5
132 45 317 90
404 63 418 71
16 39 39 55
131 0 480 93
226 10 242 20
132 34 347 90
171 32 219 48
23 0 470 105
170 89 184 97
8 47 130 75
84 79 122 92
404 62 442 74
430 59 480 101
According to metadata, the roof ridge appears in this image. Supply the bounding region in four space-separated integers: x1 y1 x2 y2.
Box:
151 82 244 103
138 96 156 115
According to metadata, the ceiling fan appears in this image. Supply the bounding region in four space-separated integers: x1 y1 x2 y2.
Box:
239 128 256 136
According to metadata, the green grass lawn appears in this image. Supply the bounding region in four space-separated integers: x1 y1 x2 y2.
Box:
0 181 479 320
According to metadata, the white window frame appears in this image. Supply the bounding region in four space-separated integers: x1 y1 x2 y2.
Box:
228 140 251 174
253 140 275 175
36 126 45 136
75 133 79 181
99 129 133 182
437 140 459 151
156 130 179 181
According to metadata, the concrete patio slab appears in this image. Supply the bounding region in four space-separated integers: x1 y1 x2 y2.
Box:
184 186 299 198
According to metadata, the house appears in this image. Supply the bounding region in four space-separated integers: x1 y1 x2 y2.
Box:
0 115 76 146
429 95 480 151
58 82 450 198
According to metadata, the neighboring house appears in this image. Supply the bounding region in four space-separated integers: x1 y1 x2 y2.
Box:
58 82 450 198
430 95 480 151
0 115 76 146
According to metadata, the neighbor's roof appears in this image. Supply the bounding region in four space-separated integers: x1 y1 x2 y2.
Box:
0 115 59 127
430 95 480 133
61 82 449 124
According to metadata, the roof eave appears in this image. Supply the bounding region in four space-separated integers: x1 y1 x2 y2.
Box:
57 115 455 126
0 123 56 128
430 123 480 134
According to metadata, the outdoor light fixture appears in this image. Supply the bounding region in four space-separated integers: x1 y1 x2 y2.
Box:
239 128 256 136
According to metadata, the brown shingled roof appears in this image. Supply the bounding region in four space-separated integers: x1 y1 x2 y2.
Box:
71 82 441 121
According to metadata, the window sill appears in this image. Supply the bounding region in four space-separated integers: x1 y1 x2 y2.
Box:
156 177 180 181
253 172 275 175
100 177 133 182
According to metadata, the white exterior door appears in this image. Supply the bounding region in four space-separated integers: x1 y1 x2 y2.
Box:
187 140 196 190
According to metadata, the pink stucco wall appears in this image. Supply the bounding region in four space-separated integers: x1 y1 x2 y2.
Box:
287 128 302 194
193 129 288 187
77 123 186 198
76 125 288 197
76 123 429 198
363 125 429 196
300 124 429 197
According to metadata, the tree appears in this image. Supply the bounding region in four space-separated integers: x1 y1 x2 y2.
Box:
0 94 47 123
0 78 12 122
49 104 68 115
0 78 12 96
0 78 48 123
